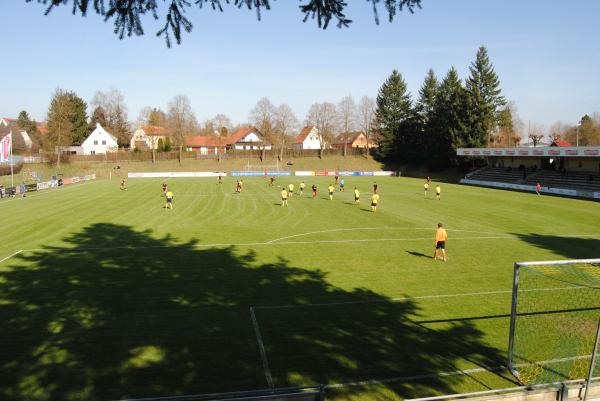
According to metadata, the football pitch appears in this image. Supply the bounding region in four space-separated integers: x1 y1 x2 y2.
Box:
1 176 599 401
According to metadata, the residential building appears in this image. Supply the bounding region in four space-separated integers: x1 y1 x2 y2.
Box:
130 125 169 150
294 126 323 150
332 132 377 149
226 127 271 150
81 123 118 155
185 135 227 155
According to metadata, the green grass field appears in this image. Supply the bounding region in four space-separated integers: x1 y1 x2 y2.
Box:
1 175 599 401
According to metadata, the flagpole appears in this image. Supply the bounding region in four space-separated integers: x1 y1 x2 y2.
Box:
9 131 13 188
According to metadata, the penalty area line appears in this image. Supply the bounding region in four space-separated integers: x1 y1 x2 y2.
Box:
249 307 274 389
0 249 23 264
255 286 586 310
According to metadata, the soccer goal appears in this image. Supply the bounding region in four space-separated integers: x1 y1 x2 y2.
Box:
507 258 600 386
246 160 281 174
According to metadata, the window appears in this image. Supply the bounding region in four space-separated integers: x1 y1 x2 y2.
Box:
90 150 96 155
93 140 98 145
102 140 106 145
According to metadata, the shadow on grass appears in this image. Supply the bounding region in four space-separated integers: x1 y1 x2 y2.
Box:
511 234 600 260
1 223 505 401
407 250 431 259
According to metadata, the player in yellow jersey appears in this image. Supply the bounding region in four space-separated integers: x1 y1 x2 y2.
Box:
281 187 288 207
436 184 441 200
328 184 335 200
371 193 380 212
164 190 174 209
433 223 448 261
424 181 429 196
354 187 360 204
288 183 294 197
299 181 305 196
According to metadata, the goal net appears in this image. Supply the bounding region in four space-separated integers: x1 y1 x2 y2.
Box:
507 259 600 385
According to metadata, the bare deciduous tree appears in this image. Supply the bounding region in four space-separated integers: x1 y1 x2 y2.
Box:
527 122 545 147
337 95 357 156
91 89 131 146
249 97 276 160
274 104 299 161
212 114 232 135
137 106 167 163
167 95 197 164
305 102 338 159
358 96 376 157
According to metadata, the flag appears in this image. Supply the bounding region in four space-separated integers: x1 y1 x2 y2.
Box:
0 132 11 162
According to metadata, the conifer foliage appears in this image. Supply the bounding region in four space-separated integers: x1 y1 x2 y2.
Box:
29 0 422 47
374 70 414 162
374 46 506 169
465 46 506 148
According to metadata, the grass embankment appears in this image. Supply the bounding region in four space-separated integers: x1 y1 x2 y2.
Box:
1 155 387 186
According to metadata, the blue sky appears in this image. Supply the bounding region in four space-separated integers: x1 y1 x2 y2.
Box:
1 0 599 133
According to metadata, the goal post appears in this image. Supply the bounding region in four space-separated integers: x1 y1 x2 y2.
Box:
246 159 281 173
507 258 600 385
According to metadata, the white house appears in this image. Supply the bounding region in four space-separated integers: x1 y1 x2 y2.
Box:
226 127 271 150
0 117 33 150
130 125 169 150
294 126 323 150
81 123 119 155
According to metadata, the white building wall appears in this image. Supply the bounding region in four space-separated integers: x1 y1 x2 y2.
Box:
81 124 119 155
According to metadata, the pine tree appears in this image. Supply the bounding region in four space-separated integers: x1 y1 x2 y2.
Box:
59 92 90 146
465 46 506 147
89 106 108 130
374 70 414 162
430 67 470 168
416 69 439 163
112 105 130 147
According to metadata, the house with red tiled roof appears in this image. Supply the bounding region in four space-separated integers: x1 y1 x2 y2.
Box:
225 127 271 150
185 135 227 155
551 139 573 147
130 125 170 150
294 126 323 150
332 132 377 149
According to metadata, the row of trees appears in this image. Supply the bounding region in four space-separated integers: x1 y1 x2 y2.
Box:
374 46 513 169
40 89 197 166
14 45 599 168
548 114 600 146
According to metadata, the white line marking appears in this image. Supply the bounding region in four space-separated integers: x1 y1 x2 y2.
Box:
19 232 600 253
265 227 511 244
20 235 520 252
0 249 23 264
255 286 589 310
249 307 274 389
324 355 596 389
